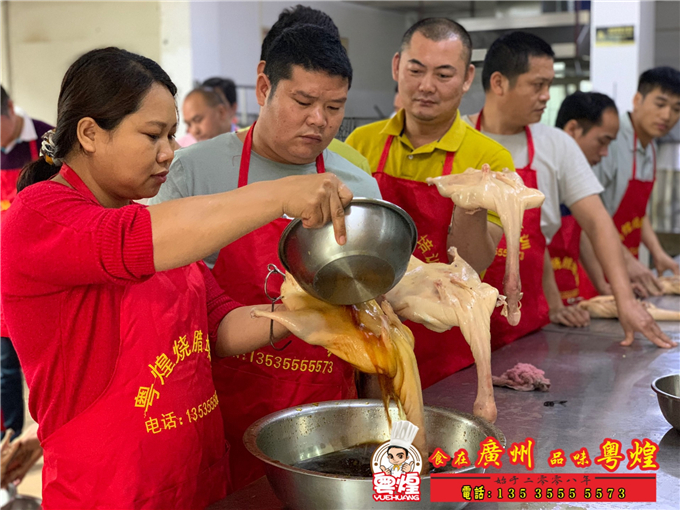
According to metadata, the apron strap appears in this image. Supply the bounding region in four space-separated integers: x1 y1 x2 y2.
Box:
632 131 638 181
375 135 394 174
376 134 454 175
238 122 324 188
59 165 99 204
474 109 483 131
631 132 657 182
238 123 256 188
29 139 38 160
443 151 455 176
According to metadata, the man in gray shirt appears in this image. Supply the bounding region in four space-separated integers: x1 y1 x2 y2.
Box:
590 67 680 282
151 23 381 492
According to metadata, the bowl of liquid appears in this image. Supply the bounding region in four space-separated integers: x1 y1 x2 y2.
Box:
244 400 505 510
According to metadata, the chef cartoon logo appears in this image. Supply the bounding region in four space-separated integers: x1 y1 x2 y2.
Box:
371 420 422 502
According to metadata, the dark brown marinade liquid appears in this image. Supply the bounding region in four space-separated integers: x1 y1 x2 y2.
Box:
293 443 455 477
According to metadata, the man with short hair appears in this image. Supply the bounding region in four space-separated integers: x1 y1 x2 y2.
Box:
544 91 619 327
151 24 381 490
1 85 52 438
257 4 372 174
465 32 673 348
583 67 680 293
347 18 515 388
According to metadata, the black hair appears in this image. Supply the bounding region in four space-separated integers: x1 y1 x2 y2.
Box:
264 24 352 95
18 47 176 192
482 32 555 91
638 66 680 98
555 91 618 133
201 77 237 106
387 445 409 459
401 18 473 67
1 85 9 116
261 5 339 61
186 87 227 108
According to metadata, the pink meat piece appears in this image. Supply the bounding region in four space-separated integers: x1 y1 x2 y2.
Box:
492 362 550 392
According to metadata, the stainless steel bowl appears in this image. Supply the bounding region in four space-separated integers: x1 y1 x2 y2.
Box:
652 374 680 430
279 198 417 305
0 485 41 510
244 400 506 510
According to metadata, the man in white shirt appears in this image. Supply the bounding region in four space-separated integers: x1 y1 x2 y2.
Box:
464 32 674 348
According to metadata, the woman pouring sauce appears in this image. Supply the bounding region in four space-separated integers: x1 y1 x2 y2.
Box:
1 47 352 509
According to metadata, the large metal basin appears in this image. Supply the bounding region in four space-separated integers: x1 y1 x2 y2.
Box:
652 374 680 430
279 198 417 305
244 400 506 510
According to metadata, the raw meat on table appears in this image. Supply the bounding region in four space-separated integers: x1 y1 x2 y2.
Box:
578 295 680 321
659 275 680 295
492 362 550 392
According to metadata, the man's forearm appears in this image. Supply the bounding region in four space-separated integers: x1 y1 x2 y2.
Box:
571 196 636 304
448 208 501 273
579 230 610 294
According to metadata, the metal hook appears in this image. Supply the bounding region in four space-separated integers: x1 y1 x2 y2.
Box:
264 264 291 351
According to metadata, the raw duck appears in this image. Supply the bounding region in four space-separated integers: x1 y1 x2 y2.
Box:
252 274 427 455
578 295 680 321
659 275 680 295
385 247 506 423
427 164 545 327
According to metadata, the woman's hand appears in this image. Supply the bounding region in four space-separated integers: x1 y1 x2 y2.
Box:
1 425 42 489
279 173 353 245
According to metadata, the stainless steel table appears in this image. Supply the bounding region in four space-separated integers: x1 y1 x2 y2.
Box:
209 297 680 510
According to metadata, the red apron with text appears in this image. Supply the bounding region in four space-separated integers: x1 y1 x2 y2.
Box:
1 139 38 337
578 132 656 298
475 113 549 347
547 205 582 305
40 165 229 509
210 123 357 491
373 135 476 389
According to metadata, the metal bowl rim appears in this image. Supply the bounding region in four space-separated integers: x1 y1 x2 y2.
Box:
243 399 506 482
278 198 418 275
652 373 680 401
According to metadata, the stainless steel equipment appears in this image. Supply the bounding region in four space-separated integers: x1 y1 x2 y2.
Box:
278 198 417 305
652 374 680 430
244 400 506 510
0 485 41 510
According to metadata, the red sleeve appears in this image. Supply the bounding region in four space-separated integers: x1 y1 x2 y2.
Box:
197 261 242 339
2 182 155 290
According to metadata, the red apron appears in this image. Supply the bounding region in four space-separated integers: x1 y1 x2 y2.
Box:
1 139 38 337
41 166 229 509
475 113 549 348
547 205 582 305
578 131 657 298
373 134 477 389
210 123 357 491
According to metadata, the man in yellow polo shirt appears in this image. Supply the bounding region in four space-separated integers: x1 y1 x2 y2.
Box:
346 18 513 388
